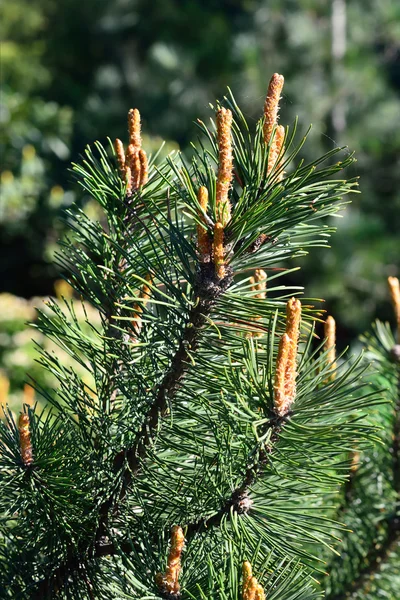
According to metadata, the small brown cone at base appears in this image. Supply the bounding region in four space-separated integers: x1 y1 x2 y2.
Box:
197 187 211 263
324 315 337 379
128 108 142 149
216 107 233 226
263 73 285 146
18 413 33 466
214 222 225 279
388 276 400 342
155 526 185 595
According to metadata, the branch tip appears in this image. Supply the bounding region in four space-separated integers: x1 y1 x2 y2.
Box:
128 108 142 149
18 413 33 466
155 526 185 597
216 107 233 226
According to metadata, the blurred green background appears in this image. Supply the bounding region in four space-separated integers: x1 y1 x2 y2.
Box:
0 0 399 408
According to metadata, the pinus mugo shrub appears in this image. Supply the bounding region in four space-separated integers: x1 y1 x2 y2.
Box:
1 73 399 600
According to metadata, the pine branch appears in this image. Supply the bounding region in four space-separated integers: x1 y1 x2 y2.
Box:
114 265 233 477
327 324 400 600
2 78 373 599
33 539 136 600
185 424 282 537
329 531 400 600
32 268 236 596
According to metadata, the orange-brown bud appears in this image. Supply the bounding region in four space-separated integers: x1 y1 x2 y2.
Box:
114 138 126 177
274 333 291 417
128 108 142 149
253 269 267 300
388 276 400 342
138 149 149 187
125 165 132 197
126 144 141 191
197 187 211 263
242 563 266 600
255 585 266 600
267 124 285 177
284 297 301 401
263 73 285 146
155 526 185 595
242 561 253 598
216 107 233 226
213 222 225 279
245 578 258 600
324 315 337 379
132 273 153 339
18 413 33 466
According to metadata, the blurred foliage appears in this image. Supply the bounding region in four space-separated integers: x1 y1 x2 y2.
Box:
0 0 399 338
0 290 100 416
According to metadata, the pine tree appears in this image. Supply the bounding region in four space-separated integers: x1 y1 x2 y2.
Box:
0 73 396 599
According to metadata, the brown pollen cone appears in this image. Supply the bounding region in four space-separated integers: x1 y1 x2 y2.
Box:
18 413 33 466
254 269 267 300
324 315 337 378
255 585 266 600
263 73 284 146
213 222 225 279
242 562 266 600
126 144 141 192
216 107 233 226
274 124 286 180
125 165 132 197
138 149 149 187
388 276 400 342
128 108 142 149
132 273 153 339
242 561 253 598
114 138 126 177
274 333 292 417
267 124 285 176
155 525 185 595
284 297 301 403
197 186 211 263
249 269 267 337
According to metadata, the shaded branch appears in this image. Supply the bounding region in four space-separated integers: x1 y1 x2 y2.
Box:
329 353 400 600
186 422 285 538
